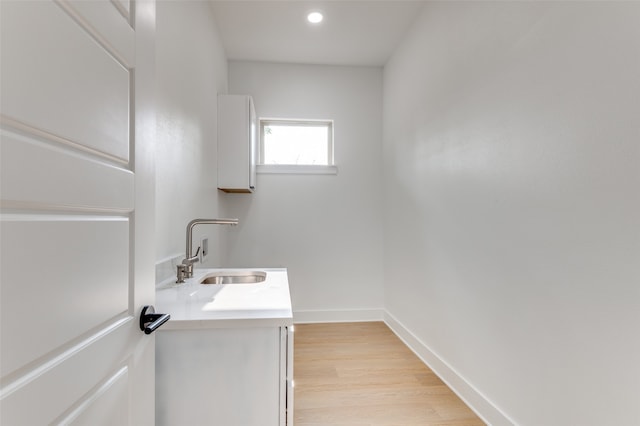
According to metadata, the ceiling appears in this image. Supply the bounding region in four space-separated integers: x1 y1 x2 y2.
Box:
210 1 426 67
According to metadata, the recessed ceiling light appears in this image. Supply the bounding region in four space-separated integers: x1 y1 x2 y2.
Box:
307 11 323 24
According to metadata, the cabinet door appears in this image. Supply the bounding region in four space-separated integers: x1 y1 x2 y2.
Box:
249 97 257 190
280 326 294 426
157 327 281 426
218 94 256 193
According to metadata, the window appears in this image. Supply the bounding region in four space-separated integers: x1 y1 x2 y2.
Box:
259 119 336 174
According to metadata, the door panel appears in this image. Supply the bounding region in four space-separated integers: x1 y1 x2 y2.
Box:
64 0 136 67
0 0 156 424
112 0 132 22
1 1 131 162
1 321 134 425
62 366 129 426
0 129 134 212
1 217 130 376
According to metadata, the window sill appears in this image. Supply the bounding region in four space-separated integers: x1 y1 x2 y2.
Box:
257 165 338 175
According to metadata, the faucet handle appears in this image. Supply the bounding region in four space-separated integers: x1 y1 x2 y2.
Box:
176 264 187 283
182 246 201 265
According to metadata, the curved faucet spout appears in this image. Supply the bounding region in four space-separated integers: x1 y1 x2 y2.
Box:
176 218 239 283
186 218 238 260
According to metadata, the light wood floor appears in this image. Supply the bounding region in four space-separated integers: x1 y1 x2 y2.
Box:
293 322 485 426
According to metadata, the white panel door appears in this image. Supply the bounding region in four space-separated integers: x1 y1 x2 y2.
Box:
0 1 156 424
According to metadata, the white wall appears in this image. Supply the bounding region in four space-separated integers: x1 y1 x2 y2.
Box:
155 1 228 281
224 61 385 320
383 2 640 425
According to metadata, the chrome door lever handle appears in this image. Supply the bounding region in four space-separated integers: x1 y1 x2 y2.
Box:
139 305 170 335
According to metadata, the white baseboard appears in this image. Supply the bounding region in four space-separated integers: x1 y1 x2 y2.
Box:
294 308 384 324
154 284 511 424
383 311 515 426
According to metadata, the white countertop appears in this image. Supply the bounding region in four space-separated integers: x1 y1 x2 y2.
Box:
155 268 293 330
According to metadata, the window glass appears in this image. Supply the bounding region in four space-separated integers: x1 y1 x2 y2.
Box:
260 120 333 166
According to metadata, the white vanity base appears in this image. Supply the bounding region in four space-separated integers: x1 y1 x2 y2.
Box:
155 268 294 426
157 326 292 426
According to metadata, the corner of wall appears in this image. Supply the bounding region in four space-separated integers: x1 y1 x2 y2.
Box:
155 254 183 286
155 0 229 271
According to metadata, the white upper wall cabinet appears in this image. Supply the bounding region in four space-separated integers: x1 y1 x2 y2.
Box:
217 94 256 193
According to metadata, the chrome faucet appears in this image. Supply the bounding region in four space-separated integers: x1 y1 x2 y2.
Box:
176 218 239 283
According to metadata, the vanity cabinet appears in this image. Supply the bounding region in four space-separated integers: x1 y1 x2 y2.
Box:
217 94 256 193
156 325 293 426
155 268 293 425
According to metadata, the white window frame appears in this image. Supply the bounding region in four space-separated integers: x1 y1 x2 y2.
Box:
258 118 338 175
